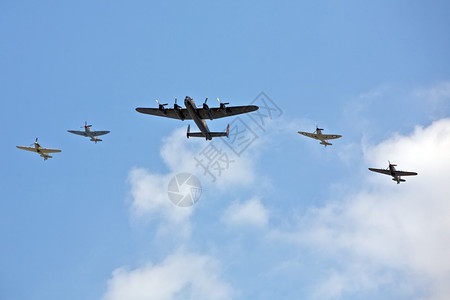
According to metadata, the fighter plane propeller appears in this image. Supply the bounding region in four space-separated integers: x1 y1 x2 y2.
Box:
136 96 259 140
80 121 93 129
314 124 324 134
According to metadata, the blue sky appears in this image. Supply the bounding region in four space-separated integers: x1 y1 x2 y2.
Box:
1 1 450 299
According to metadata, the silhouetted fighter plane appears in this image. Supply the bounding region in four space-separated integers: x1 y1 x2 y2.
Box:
369 161 418 184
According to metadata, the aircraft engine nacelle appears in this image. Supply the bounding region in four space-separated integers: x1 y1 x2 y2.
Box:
203 98 214 120
217 98 230 114
174 103 185 121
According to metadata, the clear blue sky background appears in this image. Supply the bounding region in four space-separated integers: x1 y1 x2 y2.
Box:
1 1 450 300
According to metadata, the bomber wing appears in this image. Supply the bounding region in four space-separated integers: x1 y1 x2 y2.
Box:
16 146 38 153
321 134 342 140
136 107 192 120
68 130 89 137
196 105 259 119
298 131 319 140
136 105 259 120
394 170 418 176
90 130 110 137
368 168 391 175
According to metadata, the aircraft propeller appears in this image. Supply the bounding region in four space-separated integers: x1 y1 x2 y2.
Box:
217 98 230 112
30 137 39 146
203 98 210 110
314 124 324 134
81 121 92 128
174 97 182 110
203 98 214 120
388 160 397 169
155 99 168 110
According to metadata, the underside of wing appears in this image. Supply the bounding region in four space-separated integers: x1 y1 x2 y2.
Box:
41 148 62 153
16 146 38 153
68 130 88 136
395 171 418 176
368 168 391 175
91 130 110 136
298 131 319 140
136 107 192 120
321 134 342 140
197 105 259 119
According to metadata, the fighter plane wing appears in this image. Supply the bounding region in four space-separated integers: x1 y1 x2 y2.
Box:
67 130 89 137
394 170 418 176
320 134 342 140
136 105 259 120
90 130 110 137
16 146 38 153
298 132 319 140
16 146 61 153
368 168 391 175
40 148 61 153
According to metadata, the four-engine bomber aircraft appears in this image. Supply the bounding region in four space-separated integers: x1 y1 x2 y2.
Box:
136 96 259 140
16 138 61 160
67 122 110 144
298 125 342 146
369 161 418 184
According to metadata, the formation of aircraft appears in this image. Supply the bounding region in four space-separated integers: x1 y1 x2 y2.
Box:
15 95 420 185
67 121 110 144
136 96 258 140
369 161 418 184
298 125 342 146
16 138 61 160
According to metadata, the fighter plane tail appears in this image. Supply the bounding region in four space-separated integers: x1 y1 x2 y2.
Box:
40 154 52 160
90 138 102 143
393 178 406 183
320 141 332 146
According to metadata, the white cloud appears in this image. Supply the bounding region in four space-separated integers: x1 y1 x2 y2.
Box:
272 118 450 299
127 126 261 236
103 252 234 300
222 197 269 228
127 167 193 238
